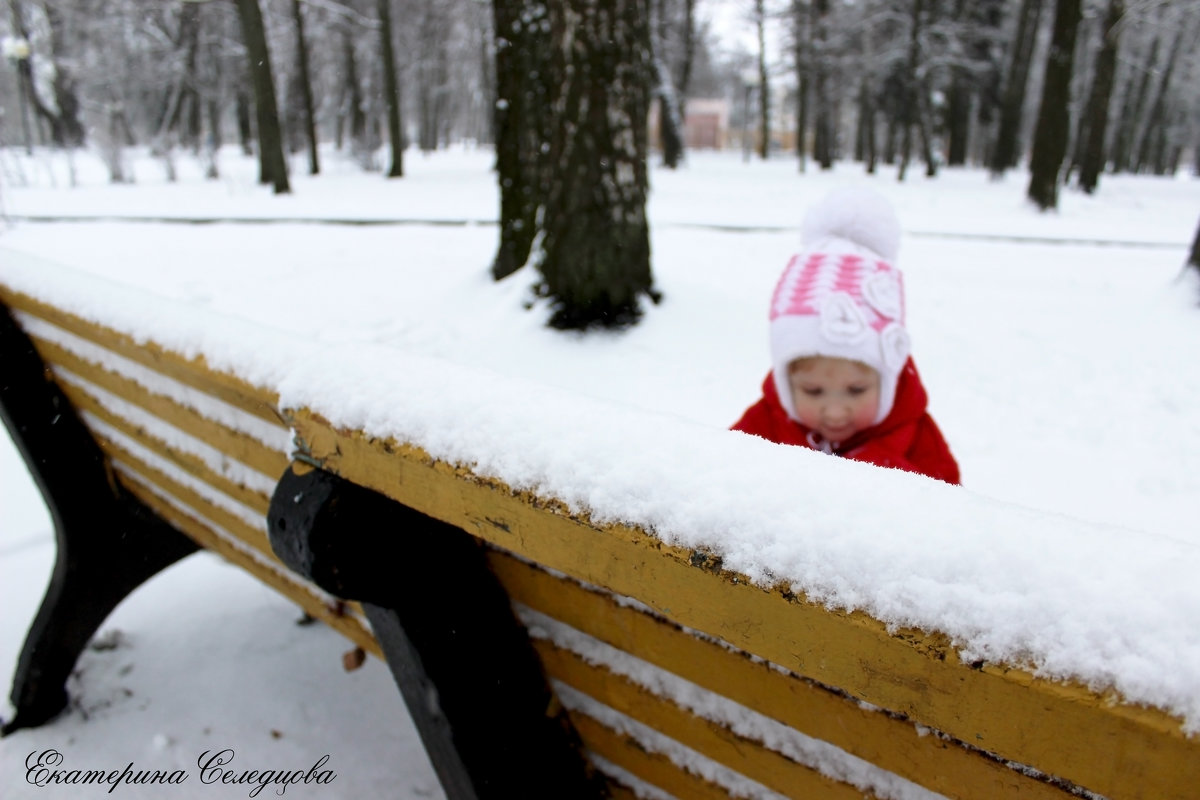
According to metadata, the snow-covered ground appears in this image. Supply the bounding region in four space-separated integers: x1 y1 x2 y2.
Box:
1 144 1197 798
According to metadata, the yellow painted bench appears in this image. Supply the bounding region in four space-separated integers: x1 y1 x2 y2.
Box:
2 283 1196 800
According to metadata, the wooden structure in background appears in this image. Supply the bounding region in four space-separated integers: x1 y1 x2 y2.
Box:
2 283 1197 799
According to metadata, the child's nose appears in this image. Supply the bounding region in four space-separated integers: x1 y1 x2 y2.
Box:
823 403 850 422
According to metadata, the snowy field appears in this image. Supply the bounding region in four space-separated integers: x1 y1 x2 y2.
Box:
1 144 1198 798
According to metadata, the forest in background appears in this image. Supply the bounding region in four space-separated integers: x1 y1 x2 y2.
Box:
1 0 1198 327
1 0 1196 185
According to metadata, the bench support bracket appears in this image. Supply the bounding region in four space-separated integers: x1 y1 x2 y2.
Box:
268 465 605 800
0 303 200 736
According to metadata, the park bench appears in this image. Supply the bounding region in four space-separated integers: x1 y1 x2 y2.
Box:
2 270 1198 800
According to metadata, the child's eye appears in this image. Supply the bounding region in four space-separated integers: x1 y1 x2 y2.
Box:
801 387 823 397
847 386 868 396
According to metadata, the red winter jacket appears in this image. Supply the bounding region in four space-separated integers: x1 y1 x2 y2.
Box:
732 359 960 484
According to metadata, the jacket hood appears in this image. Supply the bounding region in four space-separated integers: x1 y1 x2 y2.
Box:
759 357 928 452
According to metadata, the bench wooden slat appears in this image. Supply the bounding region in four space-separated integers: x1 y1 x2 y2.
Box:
30 334 290 480
117 472 380 659
291 411 1198 800
56 380 273 516
570 710 738 800
0 287 284 426
95 433 277 568
536 639 872 800
490 551 1075 800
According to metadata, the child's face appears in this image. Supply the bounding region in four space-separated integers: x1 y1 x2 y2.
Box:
787 357 881 443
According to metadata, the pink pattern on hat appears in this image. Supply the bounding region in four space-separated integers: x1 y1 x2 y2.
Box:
770 252 900 333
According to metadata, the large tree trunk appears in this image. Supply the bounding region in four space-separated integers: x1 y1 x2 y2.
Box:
378 0 404 177
1076 0 1122 194
1027 0 1082 210
235 0 290 194
538 0 658 329
291 0 320 176
491 0 551 280
990 0 1044 175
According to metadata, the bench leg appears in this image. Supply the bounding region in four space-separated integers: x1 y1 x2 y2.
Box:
268 466 607 800
0 303 199 735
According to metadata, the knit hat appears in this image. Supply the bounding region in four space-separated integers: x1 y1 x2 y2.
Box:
769 187 910 426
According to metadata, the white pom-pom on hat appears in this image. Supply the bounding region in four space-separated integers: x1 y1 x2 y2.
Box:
801 186 901 262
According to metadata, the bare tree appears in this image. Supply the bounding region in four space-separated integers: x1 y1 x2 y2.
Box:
1110 27 1152 172
990 0 1044 175
945 0 1005 167
377 0 404 177
490 0 550 280
291 0 320 175
897 0 938 181
754 0 769 160
651 0 685 168
1189 215 1200 272
1075 0 1123 194
1131 19 1188 174
8 0 85 147
811 0 834 169
1027 0 1081 210
235 0 289 193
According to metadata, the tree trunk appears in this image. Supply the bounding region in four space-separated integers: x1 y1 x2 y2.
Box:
9 0 83 147
491 0 551 280
291 0 320 176
679 0 695 98
901 0 937 179
340 27 375 169
859 78 877 174
38 1 85 147
1110 27 1159 174
538 0 658 329
792 0 809 171
990 0 1044 175
755 0 770 160
812 0 833 169
237 89 255 156
154 2 201 152
1027 0 1082 211
652 0 685 168
945 73 971 166
235 0 290 194
1132 23 1185 174
1076 0 1122 194
1188 215 1200 271
378 0 405 177
971 0 1007 165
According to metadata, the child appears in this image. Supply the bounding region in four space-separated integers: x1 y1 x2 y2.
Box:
732 187 960 484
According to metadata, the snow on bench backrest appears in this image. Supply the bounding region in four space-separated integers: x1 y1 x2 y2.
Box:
3 259 1199 800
